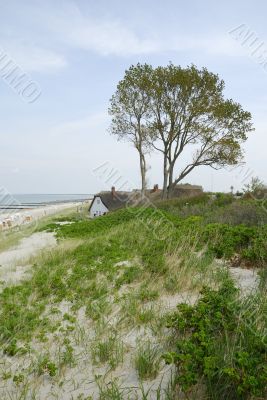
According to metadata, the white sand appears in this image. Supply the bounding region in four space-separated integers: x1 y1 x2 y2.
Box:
0 231 57 286
0 231 56 267
229 266 259 294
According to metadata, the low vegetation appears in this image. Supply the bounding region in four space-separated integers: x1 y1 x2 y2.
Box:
134 341 162 380
0 195 266 399
164 281 267 399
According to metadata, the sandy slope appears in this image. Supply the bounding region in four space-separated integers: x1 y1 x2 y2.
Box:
0 223 260 399
0 231 56 286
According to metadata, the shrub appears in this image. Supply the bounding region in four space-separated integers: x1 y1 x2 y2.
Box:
202 223 267 264
164 282 267 399
213 192 234 207
206 200 267 226
203 223 255 257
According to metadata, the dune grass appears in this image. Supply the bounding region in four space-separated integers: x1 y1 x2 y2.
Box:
134 340 162 380
0 198 265 399
0 205 81 253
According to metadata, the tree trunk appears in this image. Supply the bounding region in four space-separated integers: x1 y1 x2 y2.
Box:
139 152 146 198
162 154 169 199
167 162 174 198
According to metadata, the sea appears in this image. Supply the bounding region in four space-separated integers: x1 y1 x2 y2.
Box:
0 194 93 210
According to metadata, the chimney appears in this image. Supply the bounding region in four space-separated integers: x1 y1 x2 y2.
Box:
111 186 116 198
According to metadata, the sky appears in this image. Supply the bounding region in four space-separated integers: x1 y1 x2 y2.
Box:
0 0 266 194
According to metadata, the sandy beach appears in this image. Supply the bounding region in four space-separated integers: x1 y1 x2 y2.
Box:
0 201 90 230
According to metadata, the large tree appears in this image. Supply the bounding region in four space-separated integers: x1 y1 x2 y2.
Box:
148 64 253 198
110 64 253 199
109 64 152 197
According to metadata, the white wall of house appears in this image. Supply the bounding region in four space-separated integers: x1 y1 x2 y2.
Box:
89 196 109 218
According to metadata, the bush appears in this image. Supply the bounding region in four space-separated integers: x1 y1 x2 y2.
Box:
157 194 210 217
164 282 267 399
202 223 267 264
206 200 267 226
202 224 255 258
213 192 234 207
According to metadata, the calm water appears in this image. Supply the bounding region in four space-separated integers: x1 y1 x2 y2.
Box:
0 194 93 208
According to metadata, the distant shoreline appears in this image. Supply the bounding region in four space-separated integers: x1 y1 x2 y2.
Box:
0 200 91 229
0 198 91 210
0 193 93 211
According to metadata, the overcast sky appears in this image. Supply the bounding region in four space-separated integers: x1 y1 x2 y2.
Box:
0 0 266 194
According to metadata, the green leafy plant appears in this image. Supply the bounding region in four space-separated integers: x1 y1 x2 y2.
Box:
37 356 58 377
13 373 25 385
164 282 267 399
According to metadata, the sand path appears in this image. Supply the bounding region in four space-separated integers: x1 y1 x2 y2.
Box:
0 231 56 285
229 266 259 294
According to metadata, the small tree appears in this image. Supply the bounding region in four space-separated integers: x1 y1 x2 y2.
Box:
243 176 266 197
109 64 152 197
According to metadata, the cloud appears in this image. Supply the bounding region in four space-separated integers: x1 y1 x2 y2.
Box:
0 0 249 67
1 39 67 73
162 34 247 57
41 2 159 56
63 19 242 57
64 20 160 56
49 112 109 137
42 2 245 58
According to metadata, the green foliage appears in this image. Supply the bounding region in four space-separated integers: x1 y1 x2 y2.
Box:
37 355 58 377
97 378 126 400
91 334 124 369
86 296 112 321
213 192 234 207
164 282 267 399
43 201 267 267
203 223 267 263
159 194 266 226
138 305 156 324
0 200 265 352
206 200 267 226
63 313 76 323
115 265 142 288
1 184 266 399
243 176 266 197
60 339 75 367
157 193 210 213
142 250 167 274
110 63 253 197
134 341 161 380
54 208 139 238
13 373 25 385
3 339 27 356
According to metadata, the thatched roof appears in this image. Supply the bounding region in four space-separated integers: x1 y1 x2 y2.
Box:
174 183 203 190
90 191 131 211
90 183 203 212
148 183 203 201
